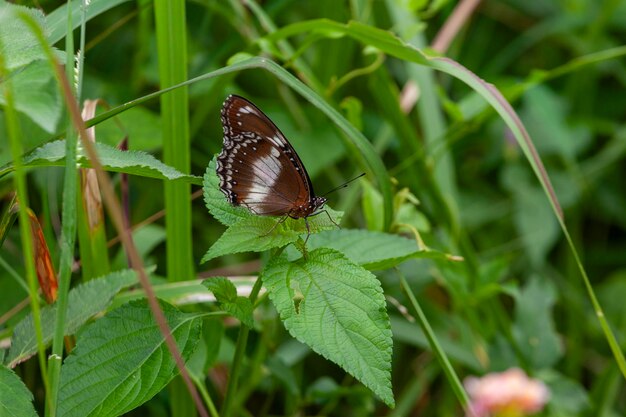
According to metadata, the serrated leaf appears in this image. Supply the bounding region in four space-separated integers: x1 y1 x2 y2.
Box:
262 248 394 407
201 217 301 262
202 277 254 327
202 207 343 263
203 277 238 301
0 140 201 184
58 300 201 417
301 229 454 270
6 269 137 367
0 3 47 71
0 365 38 417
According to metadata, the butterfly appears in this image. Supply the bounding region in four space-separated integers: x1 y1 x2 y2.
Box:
216 94 335 240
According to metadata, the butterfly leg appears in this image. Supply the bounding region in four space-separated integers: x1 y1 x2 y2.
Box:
261 215 289 237
303 217 311 245
320 209 340 229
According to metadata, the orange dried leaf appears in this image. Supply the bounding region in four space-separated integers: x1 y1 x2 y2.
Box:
27 209 58 303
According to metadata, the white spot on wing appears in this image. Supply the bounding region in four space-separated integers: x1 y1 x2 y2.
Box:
266 135 283 148
271 147 280 158
239 105 257 115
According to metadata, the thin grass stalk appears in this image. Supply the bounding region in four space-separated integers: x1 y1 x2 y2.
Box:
76 0 87 100
397 269 470 412
0 36 50 409
153 0 195 415
45 3 80 414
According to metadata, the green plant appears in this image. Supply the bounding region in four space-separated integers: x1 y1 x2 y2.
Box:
1 1 626 416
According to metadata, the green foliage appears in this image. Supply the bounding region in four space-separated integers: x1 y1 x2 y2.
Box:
201 158 343 262
1 0 626 416
512 277 562 368
262 248 394 407
0 2 47 70
202 277 253 327
0 140 201 183
0 60 60 133
298 228 452 270
5 269 138 367
0 365 38 417
57 300 202 417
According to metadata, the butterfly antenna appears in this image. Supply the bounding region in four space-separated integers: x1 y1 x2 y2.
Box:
321 173 366 197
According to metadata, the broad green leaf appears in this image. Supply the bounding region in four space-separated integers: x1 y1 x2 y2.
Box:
513 277 562 368
6 269 137 367
202 277 253 327
202 209 342 263
0 60 61 133
0 365 38 417
58 300 202 417
201 217 300 262
300 229 453 270
262 248 394 407
0 2 47 70
0 140 201 184
202 276 237 300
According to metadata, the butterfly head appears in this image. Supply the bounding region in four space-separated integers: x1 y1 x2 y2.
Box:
288 196 327 219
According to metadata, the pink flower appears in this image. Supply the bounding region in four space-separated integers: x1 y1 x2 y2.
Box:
464 368 549 417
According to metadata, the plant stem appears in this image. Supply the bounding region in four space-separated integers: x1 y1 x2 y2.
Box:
398 269 470 411
221 276 264 417
46 4 79 415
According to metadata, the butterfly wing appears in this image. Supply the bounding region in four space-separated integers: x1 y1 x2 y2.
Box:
217 95 314 216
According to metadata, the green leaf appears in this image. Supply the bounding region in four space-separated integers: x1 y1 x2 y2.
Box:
5 269 137 367
202 157 343 261
202 209 342 263
300 229 453 270
0 3 47 71
201 217 300 262
202 277 254 327
262 248 394 407
58 300 202 417
0 365 38 417
513 276 563 368
0 60 61 133
0 140 202 184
